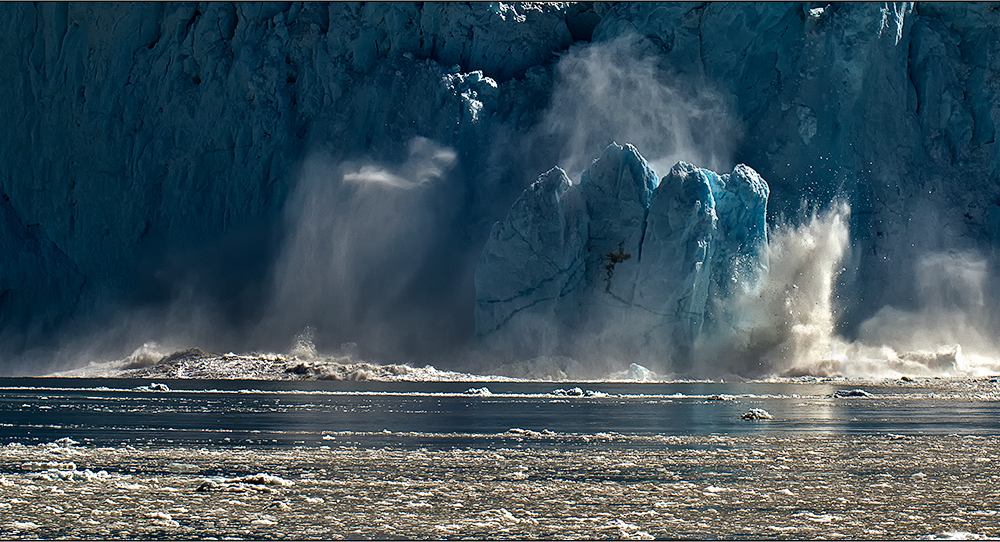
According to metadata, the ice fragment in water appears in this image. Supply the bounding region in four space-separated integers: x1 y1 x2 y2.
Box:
831 389 873 398
741 408 773 420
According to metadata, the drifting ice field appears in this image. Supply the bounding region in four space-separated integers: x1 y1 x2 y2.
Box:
2 377 1000 539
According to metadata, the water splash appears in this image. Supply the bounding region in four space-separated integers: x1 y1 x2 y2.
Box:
701 204 1000 379
698 204 850 377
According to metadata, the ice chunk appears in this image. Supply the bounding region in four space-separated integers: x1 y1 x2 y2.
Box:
578 143 658 307
197 473 293 493
740 408 774 420
464 387 492 396
831 389 873 398
475 143 769 371
550 387 585 397
626 363 656 380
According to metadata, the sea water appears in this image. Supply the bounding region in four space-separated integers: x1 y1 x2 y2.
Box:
1 378 999 539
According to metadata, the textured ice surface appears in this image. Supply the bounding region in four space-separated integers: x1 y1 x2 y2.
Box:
2 434 999 539
475 143 769 368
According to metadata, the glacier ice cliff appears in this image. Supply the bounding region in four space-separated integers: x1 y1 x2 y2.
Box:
2 2 1000 374
475 143 768 368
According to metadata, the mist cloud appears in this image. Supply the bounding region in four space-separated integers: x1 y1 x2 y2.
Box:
342 137 458 190
539 34 742 180
260 137 469 361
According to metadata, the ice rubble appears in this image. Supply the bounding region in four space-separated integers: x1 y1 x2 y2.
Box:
475 143 768 366
52 343 501 382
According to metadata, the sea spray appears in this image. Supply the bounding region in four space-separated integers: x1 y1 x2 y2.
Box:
697 204 851 377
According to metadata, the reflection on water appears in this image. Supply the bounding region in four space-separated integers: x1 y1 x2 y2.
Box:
2 378 999 447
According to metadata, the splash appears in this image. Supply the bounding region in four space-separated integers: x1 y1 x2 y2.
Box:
702 204 1000 379
260 137 467 360
833 250 1000 378
698 204 850 377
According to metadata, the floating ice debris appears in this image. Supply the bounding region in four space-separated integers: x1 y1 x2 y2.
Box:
704 485 734 493
549 387 607 397
167 463 199 474
8 522 39 531
22 461 76 471
134 382 170 392
831 389 873 398
197 473 294 493
464 387 492 396
238 474 293 486
551 387 584 396
707 394 735 401
506 428 558 438
927 531 988 540
145 512 180 528
31 468 109 482
53 437 79 447
741 408 773 420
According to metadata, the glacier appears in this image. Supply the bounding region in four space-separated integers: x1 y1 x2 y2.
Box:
475 143 769 369
2 2 1000 375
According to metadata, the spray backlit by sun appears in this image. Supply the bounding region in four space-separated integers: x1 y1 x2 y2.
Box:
705 202 1000 380
697 204 850 377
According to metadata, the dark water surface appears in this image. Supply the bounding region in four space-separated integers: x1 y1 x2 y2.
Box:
3 378 998 447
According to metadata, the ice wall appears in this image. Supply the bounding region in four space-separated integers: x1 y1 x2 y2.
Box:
2 2 1000 373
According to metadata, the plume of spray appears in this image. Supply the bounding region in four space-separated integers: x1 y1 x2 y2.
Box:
698 203 1000 379
835 250 1000 378
259 137 469 362
696 203 852 378
537 34 741 180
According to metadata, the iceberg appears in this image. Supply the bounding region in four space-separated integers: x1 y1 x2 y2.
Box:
475 143 769 369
